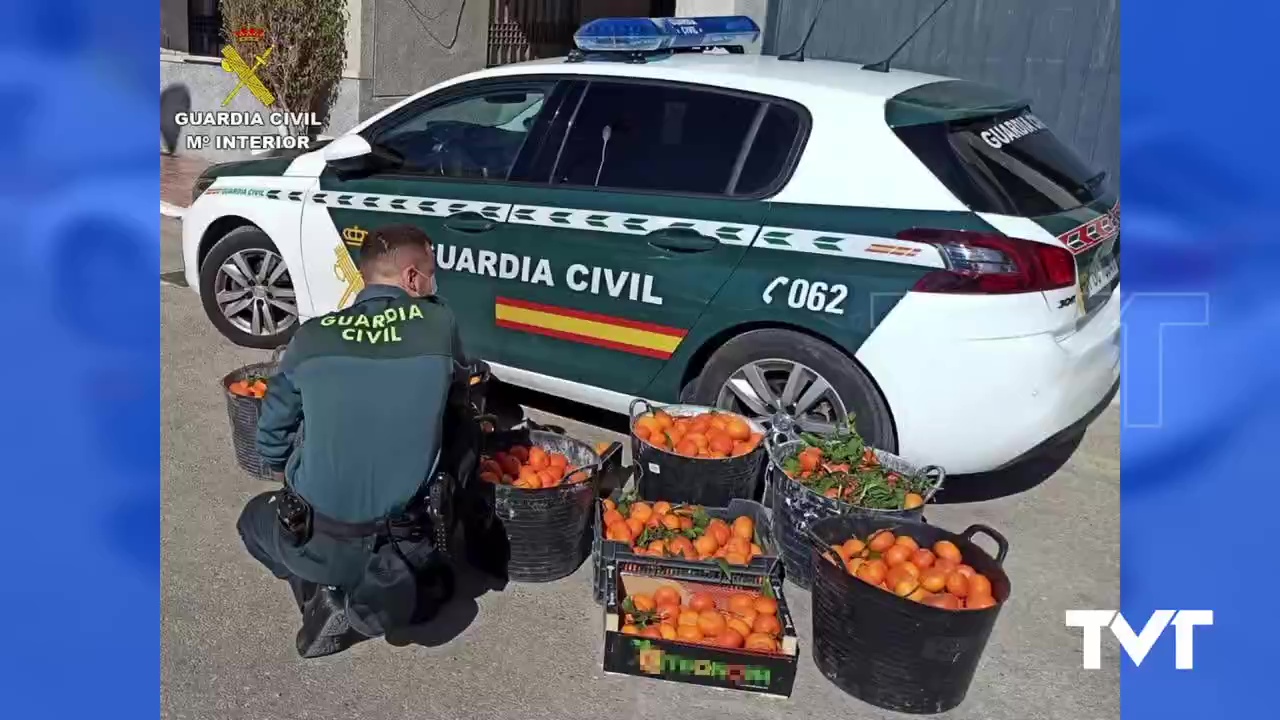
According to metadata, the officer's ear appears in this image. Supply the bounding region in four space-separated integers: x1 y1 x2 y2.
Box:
400 263 420 293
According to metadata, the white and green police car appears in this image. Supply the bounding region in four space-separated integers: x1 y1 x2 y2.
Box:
182 15 1120 475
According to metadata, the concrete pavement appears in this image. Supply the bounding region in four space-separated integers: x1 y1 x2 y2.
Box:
161 217 1119 720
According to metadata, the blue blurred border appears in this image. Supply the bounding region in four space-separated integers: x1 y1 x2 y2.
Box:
0 2 158 714
1122 0 1280 716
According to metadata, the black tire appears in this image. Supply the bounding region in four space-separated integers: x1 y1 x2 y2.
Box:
678 377 699 403
199 226 299 349
691 329 897 452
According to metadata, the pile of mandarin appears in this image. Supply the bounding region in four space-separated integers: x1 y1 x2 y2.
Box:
633 409 764 459
227 375 268 399
600 498 766 565
826 529 998 611
621 583 786 653
478 445 589 489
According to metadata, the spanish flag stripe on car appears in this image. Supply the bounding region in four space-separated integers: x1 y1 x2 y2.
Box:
494 297 686 359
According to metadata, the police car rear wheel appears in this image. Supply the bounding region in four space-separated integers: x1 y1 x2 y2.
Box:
695 329 897 451
199 226 299 349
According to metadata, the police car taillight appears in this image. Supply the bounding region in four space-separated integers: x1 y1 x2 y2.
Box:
898 229 1076 294
573 15 760 53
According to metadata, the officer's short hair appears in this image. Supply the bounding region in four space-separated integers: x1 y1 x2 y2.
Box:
359 224 433 275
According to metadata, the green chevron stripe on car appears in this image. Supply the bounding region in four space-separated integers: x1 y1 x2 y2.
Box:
309 190 510 221
203 181 981 269
1026 190 1119 259
508 204 758 245
752 226 946 267
764 202 999 239
206 179 306 203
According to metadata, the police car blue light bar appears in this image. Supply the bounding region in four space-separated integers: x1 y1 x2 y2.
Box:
573 15 761 53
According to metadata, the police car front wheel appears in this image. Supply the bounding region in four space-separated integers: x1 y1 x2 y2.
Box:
693 329 897 452
199 226 299 349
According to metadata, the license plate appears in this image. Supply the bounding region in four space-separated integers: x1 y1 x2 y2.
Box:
1074 252 1119 317
1084 256 1119 298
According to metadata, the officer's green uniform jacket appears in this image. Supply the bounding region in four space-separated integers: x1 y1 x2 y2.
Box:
256 285 466 524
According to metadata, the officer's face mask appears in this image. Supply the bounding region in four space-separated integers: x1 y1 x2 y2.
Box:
404 265 437 298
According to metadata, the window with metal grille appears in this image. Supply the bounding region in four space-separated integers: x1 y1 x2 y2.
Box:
188 0 223 58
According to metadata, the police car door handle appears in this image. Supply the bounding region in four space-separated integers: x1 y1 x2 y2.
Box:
646 228 720 253
444 212 497 234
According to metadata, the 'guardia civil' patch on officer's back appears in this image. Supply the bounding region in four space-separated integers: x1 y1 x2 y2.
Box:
292 297 456 362
320 302 428 345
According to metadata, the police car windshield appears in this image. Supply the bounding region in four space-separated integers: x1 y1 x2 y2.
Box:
894 108 1106 217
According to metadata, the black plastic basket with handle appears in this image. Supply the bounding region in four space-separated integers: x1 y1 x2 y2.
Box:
630 399 767 508
472 427 623 583
768 438 943 590
807 515 1011 714
221 347 302 481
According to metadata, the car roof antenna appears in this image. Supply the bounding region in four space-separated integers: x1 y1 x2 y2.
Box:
778 0 828 62
863 0 956 73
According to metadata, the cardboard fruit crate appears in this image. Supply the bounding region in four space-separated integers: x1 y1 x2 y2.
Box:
591 490 781 604
601 566 799 698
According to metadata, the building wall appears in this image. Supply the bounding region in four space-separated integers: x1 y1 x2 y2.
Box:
344 0 363 79
162 0 367 162
582 0 654 22
166 0 783 162
762 0 1120 183
358 0 490 121
160 55 362 162
160 0 188 52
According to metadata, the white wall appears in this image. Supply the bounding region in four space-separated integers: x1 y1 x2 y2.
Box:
344 0 362 79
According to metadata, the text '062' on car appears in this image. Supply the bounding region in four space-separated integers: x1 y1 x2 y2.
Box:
181 15 1120 476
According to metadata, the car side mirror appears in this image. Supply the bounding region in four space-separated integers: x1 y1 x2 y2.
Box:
322 134 402 177
322 134 372 163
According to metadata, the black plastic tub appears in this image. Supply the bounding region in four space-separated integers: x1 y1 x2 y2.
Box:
221 353 300 481
808 514 1011 715
630 399 767 508
768 439 943 590
590 491 780 604
474 428 621 583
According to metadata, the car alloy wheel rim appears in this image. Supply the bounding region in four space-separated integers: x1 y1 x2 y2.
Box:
714 359 848 436
214 248 298 337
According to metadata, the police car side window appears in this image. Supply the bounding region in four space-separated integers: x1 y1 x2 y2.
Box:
734 103 804 196
553 82 762 195
372 85 551 181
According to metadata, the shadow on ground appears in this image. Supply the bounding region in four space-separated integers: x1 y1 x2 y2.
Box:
385 564 506 649
932 432 1084 504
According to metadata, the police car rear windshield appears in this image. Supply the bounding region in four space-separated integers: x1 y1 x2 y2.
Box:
893 109 1106 217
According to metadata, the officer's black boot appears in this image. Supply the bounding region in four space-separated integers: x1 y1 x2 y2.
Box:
288 576 318 614
296 586 364 659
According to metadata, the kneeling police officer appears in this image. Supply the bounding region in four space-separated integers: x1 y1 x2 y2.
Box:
237 224 472 658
